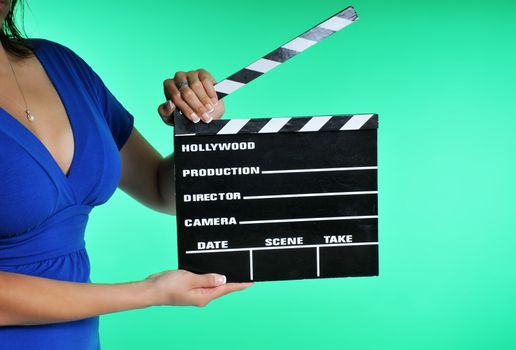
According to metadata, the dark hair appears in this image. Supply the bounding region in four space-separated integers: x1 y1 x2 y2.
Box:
1 0 33 58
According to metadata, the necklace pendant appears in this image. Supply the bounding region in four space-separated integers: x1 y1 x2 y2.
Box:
26 109 35 122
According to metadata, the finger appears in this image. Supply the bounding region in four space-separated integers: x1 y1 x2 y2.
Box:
188 72 216 115
157 100 176 125
179 85 212 123
207 99 225 122
179 74 211 123
191 273 227 289
198 69 219 105
164 77 200 123
198 282 254 302
219 282 254 294
175 71 208 122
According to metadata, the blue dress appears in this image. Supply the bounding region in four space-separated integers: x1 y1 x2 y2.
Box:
0 38 134 349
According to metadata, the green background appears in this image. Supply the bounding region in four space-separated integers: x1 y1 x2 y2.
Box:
19 0 516 348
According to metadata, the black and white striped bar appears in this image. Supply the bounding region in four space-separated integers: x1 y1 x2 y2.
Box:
174 114 378 282
172 6 358 122
214 6 358 98
174 113 378 136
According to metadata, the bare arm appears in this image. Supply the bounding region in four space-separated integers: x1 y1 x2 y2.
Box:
0 271 148 326
119 70 225 215
118 69 224 214
0 270 252 326
118 127 176 215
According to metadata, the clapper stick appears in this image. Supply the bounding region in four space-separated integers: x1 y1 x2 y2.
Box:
172 6 358 124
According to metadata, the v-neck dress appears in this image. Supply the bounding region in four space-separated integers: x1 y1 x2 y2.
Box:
0 38 134 349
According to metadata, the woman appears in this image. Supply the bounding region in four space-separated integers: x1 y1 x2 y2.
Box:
0 0 253 348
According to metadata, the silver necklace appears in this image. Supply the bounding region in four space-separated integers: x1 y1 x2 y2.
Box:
7 57 36 122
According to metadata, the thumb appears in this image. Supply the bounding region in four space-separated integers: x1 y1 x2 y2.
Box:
192 273 226 288
165 100 176 114
158 100 176 118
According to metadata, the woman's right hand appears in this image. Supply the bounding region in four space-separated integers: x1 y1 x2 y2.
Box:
144 270 253 307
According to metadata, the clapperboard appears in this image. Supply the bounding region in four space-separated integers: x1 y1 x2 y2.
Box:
173 6 379 282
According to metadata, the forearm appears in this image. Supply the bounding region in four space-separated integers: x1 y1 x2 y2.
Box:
0 272 151 326
157 153 176 215
0 270 251 327
119 128 176 215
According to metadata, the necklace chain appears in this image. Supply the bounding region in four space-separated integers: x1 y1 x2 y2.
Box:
7 57 36 122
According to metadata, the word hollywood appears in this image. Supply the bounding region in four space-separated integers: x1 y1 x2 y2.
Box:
181 142 255 152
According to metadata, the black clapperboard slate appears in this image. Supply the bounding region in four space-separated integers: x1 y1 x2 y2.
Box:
173 6 379 282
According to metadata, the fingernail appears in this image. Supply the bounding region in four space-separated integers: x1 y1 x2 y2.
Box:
216 275 226 285
191 113 200 123
167 100 175 112
211 97 218 105
205 103 214 113
202 112 212 123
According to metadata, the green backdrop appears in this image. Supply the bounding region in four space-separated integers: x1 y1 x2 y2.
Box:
19 0 516 348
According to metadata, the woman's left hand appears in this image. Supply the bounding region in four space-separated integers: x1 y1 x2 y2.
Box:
158 69 225 125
